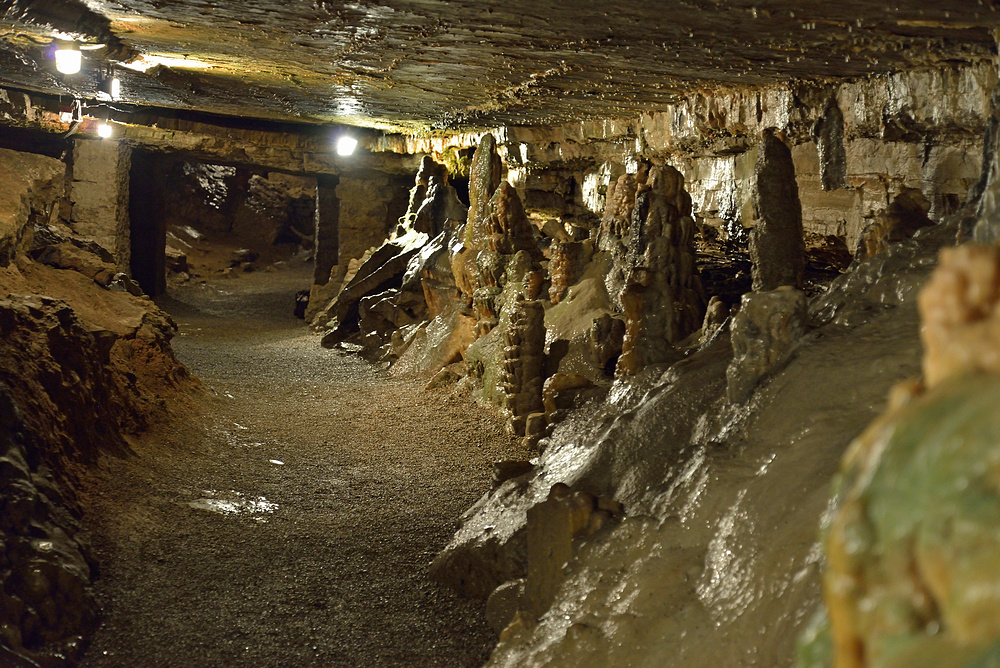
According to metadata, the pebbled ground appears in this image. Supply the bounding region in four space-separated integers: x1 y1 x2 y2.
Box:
78 264 523 667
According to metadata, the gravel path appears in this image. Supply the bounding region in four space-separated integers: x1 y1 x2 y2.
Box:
79 266 521 667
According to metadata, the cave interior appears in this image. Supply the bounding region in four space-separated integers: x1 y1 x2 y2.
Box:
2 1 1000 667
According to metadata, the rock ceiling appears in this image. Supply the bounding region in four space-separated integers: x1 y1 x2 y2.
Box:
0 0 997 133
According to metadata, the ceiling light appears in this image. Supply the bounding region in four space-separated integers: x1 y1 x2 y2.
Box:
100 73 122 101
337 136 358 156
97 123 113 139
54 43 81 74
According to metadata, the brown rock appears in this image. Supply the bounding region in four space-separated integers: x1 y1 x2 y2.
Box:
750 129 805 291
615 165 704 376
548 240 592 304
725 287 807 403
468 133 503 247
918 244 1000 388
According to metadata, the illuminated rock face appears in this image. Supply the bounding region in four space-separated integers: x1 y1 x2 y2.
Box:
615 165 704 376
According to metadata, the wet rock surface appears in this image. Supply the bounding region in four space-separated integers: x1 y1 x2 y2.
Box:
726 287 808 404
0 386 97 667
0 2 995 130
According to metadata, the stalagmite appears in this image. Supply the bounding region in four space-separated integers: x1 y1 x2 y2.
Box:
500 297 546 436
615 165 704 376
750 130 805 291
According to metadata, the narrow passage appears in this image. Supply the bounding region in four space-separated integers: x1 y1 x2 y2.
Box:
80 267 521 667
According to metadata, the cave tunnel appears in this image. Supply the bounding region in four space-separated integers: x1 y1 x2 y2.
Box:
2 1 1000 667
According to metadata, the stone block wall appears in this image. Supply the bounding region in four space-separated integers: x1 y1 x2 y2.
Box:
335 173 410 265
69 138 131 270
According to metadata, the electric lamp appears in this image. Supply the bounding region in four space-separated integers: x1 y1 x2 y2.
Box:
337 136 358 156
54 44 82 74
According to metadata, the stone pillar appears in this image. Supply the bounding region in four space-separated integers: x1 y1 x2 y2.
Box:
314 175 339 285
500 297 546 436
615 165 704 376
468 133 503 244
750 130 805 291
69 138 131 271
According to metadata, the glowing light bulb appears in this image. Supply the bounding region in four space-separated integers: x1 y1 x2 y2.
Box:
110 78 121 100
59 111 74 123
97 123 112 139
336 136 358 156
54 46 81 74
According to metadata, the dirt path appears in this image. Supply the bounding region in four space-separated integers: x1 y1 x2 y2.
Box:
79 266 522 667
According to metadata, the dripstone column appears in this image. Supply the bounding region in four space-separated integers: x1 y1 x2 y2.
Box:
750 129 805 291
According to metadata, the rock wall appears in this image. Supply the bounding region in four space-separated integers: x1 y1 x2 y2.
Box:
335 173 410 265
0 147 196 665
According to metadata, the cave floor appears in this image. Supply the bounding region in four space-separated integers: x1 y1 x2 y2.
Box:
77 263 523 667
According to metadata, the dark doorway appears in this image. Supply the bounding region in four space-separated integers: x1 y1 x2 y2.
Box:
129 149 167 297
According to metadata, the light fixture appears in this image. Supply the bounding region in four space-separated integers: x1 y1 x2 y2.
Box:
54 42 82 74
99 69 122 101
97 123 113 139
336 136 358 156
59 110 74 124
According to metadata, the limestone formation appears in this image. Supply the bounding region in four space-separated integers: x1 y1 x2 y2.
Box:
316 231 427 345
468 133 504 246
855 190 933 262
726 287 807 403
587 313 625 373
403 156 467 237
548 240 592 304
485 182 543 262
812 98 847 192
500 298 546 435
599 173 639 248
700 296 730 345
918 244 1000 388
967 87 1000 244
524 484 620 619
404 155 448 227
615 165 704 376
750 130 805 291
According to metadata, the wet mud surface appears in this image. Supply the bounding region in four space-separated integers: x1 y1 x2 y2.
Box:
78 265 522 666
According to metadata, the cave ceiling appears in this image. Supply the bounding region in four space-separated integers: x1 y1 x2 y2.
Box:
0 0 997 134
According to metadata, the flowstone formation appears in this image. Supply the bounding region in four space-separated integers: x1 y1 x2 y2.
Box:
799 244 1000 668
